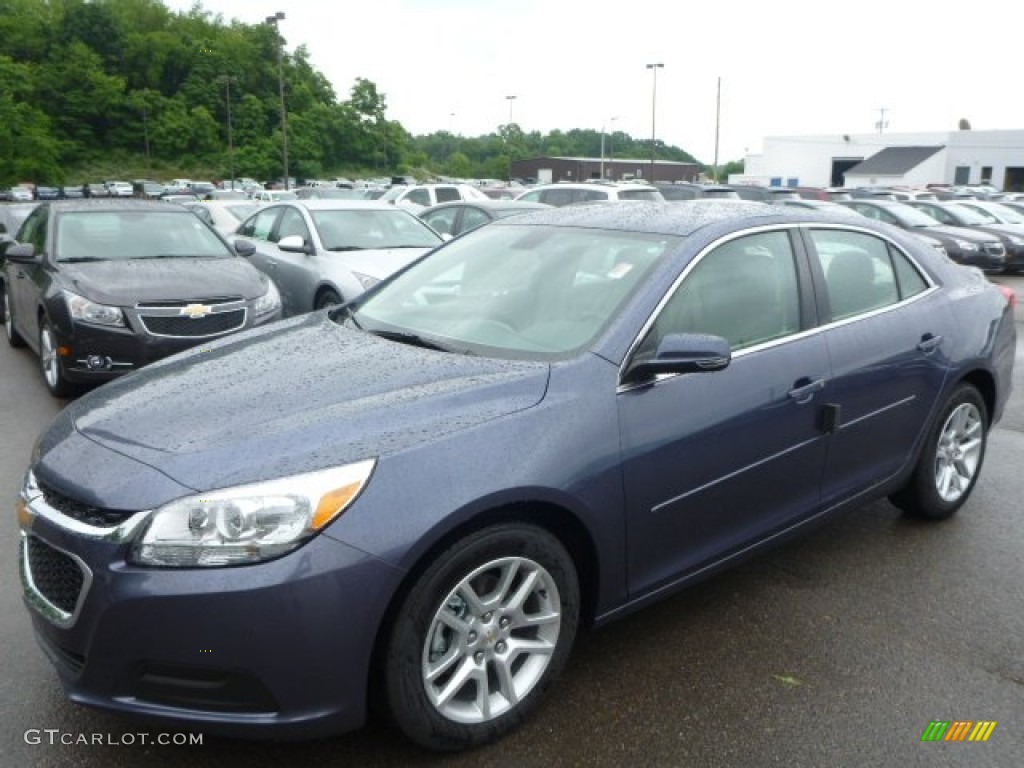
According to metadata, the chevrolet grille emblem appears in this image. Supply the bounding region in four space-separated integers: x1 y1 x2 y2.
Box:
181 304 212 319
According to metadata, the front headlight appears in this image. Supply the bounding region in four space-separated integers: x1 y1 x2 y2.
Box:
253 279 281 316
63 290 125 327
353 271 380 291
954 240 979 252
131 459 375 567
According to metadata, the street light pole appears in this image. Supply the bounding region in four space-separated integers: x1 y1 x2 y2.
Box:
607 116 618 180
505 95 517 182
646 63 663 183
266 12 289 189
216 75 238 189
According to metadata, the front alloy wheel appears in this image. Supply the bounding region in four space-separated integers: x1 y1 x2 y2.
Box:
384 524 579 750
39 317 76 398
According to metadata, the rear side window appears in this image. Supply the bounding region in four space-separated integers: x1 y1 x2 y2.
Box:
435 187 460 203
809 229 927 321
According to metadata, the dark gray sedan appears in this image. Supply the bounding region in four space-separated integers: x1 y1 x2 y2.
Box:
419 199 551 237
16 202 1016 750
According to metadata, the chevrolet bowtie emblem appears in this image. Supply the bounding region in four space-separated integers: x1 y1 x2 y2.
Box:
181 304 212 319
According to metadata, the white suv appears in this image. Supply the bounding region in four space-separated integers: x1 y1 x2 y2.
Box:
380 183 489 211
515 181 664 206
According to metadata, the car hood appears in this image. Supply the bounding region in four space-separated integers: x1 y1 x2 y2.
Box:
60 257 268 305
62 312 549 494
319 246 434 280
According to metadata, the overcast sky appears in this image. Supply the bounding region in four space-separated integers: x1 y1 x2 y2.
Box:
164 0 1021 164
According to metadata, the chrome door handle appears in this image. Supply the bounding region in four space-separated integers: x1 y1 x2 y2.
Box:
789 377 825 403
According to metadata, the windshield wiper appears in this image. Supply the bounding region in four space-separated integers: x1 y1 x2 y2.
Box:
59 257 107 263
369 329 466 354
327 245 366 252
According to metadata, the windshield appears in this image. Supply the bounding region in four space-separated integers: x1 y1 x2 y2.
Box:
893 205 942 227
945 203 996 225
311 208 442 251
56 210 233 261
618 189 665 202
975 203 1024 224
225 203 260 221
352 224 672 359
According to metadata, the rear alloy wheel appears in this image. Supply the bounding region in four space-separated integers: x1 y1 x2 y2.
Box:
3 282 26 347
38 317 76 398
315 289 342 310
384 523 579 750
890 383 987 520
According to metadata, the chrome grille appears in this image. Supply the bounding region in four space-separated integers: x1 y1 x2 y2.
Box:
140 309 246 337
136 298 247 338
26 536 85 615
983 242 1005 257
37 479 136 527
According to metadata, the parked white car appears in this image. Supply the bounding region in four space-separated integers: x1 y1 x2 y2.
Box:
105 180 134 197
379 183 489 211
233 200 444 315
251 189 299 203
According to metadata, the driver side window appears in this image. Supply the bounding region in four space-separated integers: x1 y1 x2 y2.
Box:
638 230 802 358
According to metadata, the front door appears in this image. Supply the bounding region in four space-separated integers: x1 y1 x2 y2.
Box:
619 229 830 596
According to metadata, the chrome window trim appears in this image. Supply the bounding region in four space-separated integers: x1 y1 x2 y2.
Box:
617 222 941 391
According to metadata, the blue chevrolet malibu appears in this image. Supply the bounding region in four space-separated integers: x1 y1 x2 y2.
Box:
16 202 1016 749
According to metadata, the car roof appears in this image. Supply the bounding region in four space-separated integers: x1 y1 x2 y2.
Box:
422 200 551 212
42 199 188 214
488 199 809 237
279 199 407 212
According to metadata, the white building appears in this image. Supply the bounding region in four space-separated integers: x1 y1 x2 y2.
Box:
737 129 1024 190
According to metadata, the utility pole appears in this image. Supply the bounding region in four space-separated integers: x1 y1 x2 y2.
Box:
216 75 238 188
266 12 289 189
876 107 888 135
713 76 721 182
646 63 664 182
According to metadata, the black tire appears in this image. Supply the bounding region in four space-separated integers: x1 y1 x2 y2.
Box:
890 383 988 520
383 523 579 751
3 282 26 348
38 316 77 398
315 289 342 310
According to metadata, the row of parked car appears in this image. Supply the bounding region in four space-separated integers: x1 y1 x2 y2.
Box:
4 178 1023 398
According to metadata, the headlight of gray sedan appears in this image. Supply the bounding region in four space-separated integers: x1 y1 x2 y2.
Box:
954 240 979 252
63 290 125 327
253 280 281 316
130 459 375 567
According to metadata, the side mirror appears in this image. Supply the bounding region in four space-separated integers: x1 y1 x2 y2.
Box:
232 238 256 257
624 332 731 384
278 234 312 254
4 242 37 263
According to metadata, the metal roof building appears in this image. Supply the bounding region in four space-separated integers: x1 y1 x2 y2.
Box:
739 130 1024 191
510 156 700 185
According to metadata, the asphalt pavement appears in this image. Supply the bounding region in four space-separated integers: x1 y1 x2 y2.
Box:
1 276 1022 767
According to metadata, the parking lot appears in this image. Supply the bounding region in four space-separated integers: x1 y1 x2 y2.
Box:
1 274 1022 767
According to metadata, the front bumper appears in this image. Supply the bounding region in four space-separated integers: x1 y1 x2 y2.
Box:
19 484 401 739
54 307 281 384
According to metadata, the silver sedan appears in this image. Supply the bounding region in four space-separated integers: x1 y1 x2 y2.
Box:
234 200 444 316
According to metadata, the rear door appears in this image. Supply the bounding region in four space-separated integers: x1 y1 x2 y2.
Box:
803 227 951 507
